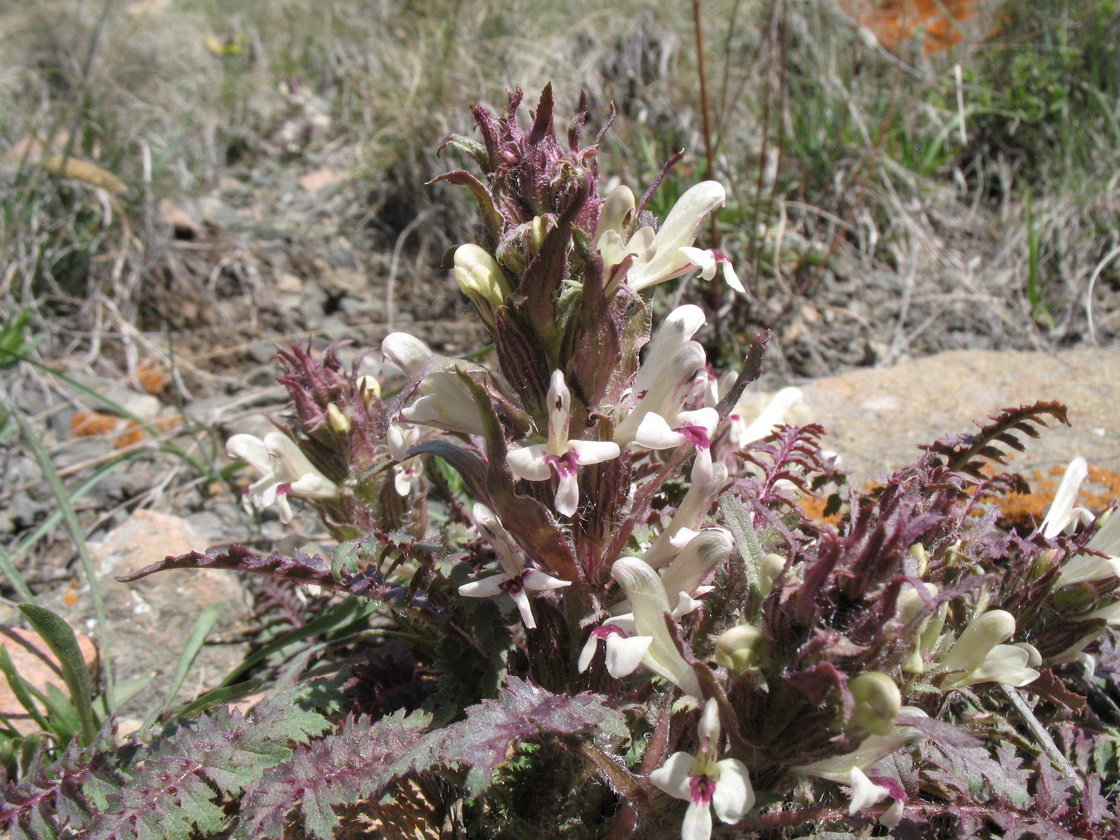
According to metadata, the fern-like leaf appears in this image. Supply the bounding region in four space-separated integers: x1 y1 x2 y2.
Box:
919 401 1069 479
116 544 418 607
234 709 431 840
0 689 329 840
236 678 627 840
411 676 628 795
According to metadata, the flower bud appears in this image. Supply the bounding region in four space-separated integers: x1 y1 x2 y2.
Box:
908 542 928 577
941 609 1016 675
715 624 767 672
355 375 381 404
848 672 902 736
759 553 786 598
897 582 939 673
453 244 510 325
326 402 350 434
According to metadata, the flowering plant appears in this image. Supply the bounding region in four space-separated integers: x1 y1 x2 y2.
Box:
10 86 1119 840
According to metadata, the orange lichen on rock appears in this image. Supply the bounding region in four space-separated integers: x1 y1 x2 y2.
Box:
992 463 1120 532
71 410 126 437
135 358 170 395
112 415 183 449
835 0 996 54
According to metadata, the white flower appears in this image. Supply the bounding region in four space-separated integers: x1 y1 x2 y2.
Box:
506 370 620 517
600 181 744 296
649 699 754 840
642 463 728 570
386 423 424 496
726 386 806 451
847 766 905 828
457 504 570 629
616 306 708 446
634 305 706 396
604 557 703 697
1040 456 1094 539
657 528 733 606
795 708 927 782
577 615 652 677
381 333 486 436
1057 511 1120 586
633 407 720 484
938 609 1040 689
226 431 338 523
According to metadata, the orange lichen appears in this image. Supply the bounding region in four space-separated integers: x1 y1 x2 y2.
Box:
991 463 1120 532
798 491 845 526
70 410 126 437
135 358 170 395
112 415 183 449
835 0 996 54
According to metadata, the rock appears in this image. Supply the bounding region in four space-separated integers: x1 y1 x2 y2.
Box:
298 167 338 193
40 509 251 718
0 625 99 735
797 347 1120 488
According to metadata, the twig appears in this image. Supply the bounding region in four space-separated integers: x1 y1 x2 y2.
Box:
1002 684 1083 792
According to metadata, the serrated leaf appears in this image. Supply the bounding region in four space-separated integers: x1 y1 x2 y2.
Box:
411 677 627 795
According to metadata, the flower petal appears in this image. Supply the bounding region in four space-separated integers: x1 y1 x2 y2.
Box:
604 634 653 678
649 752 695 801
848 766 890 817
721 259 746 294
381 332 434 378
226 434 270 472
507 444 552 481
568 439 622 466
1041 456 1088 538
633 412 686 450
554 471 579 517
712 759 754 823
508 587 537 629
681 801 714 840
458 574 509 599
680 246 717 280
523 569 571 592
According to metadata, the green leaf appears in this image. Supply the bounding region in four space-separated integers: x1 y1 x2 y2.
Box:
160 602 224 716
18 604 96 744
719 493 766 618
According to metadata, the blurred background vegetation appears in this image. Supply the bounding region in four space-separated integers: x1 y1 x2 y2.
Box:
1 0 1118 381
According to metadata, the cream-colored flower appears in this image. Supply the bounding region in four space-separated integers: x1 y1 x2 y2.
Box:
598 181 744 296
506 370 620 517
649 699 754 840
457 504 570 629
938 610 1040 689
226 431 337 523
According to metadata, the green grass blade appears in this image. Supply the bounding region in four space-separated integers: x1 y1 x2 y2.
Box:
171 678 265 720
216 596 377 690
18 604 96 745
13 411 114 704
6 448 148 570
0 542 35 605
159 602 224 716
0 645 53 734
